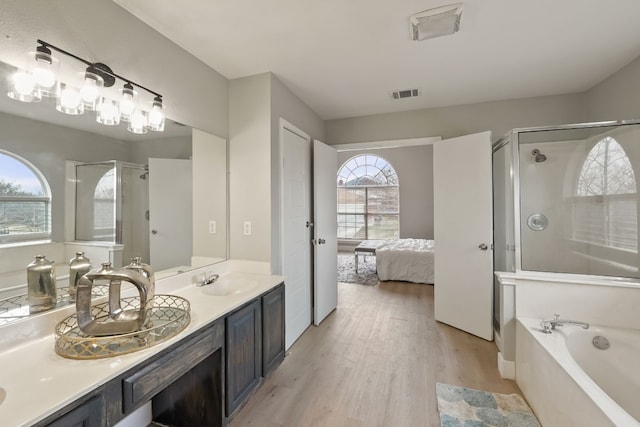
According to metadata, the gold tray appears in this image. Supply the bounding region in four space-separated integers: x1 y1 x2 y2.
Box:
54 294 190 360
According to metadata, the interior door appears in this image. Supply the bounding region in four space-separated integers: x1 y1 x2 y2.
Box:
433 131 494 341
313 140 338 325
281 125 312 349
148 158 192 271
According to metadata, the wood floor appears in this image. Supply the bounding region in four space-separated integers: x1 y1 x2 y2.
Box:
229 281 520 427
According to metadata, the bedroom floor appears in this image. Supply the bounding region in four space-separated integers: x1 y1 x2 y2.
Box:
229 281 520 426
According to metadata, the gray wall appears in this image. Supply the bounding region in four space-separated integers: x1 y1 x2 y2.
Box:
0 0 228 137
0 112 131 242
325 93 587 145
338 145 434 240
270 73 325 273
586 55 640 122
229 72 325 269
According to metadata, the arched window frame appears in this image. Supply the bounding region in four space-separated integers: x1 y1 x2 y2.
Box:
0 150 52 245
337 154 399 240
572 136 637 253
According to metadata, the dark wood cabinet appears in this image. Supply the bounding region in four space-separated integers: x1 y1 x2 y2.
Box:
40 394 102 427
31 282 285 427
262 284 285 376
225 299 262 417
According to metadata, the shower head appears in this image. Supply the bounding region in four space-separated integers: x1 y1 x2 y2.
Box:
139 170 148 179
531 149 547 163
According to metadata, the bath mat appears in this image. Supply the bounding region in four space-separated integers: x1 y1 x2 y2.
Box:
337 252 379 286
436 383 541 427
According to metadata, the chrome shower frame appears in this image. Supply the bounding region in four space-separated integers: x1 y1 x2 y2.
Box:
492 118 640 274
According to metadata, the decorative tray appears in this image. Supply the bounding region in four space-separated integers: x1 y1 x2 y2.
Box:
54 294 190 360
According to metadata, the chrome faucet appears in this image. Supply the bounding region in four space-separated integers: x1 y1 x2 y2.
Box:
196 273 219 287
541 314 589 333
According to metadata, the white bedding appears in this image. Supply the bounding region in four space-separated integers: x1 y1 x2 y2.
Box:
375 239 434 284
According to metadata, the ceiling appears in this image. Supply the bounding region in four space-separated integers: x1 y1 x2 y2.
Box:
114 0 640 121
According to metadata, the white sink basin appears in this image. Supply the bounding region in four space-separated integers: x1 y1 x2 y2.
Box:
201 277 259 296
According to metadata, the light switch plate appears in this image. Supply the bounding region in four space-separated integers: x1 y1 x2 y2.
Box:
209 221 216 234
243 221 252 236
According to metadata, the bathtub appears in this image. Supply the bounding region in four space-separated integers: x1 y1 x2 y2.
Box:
516 318 640 427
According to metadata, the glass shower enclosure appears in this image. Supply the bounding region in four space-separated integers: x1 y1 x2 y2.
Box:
492 120 640 328
75 160 149 266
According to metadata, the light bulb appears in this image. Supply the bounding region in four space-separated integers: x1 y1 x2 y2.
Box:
96 98 120 126
119 83 137 121
33 66 56 88
7 70 40 102
80 71 104 110
56 84 84 115
128 110 147 134
147 96 165 131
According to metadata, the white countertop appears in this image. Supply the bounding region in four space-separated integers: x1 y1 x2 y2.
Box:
0 264 284 427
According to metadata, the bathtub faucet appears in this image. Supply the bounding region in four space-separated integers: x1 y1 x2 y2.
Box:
541 314 589 333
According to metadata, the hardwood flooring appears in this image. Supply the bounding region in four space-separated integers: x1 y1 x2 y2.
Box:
229 281 520 427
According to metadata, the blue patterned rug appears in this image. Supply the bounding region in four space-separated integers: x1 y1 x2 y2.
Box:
436 383 541 427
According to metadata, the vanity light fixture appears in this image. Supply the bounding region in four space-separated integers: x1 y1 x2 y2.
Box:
6 39 166 134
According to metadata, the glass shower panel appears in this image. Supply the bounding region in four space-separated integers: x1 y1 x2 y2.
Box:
518 123 640 278
76 163 116 242
75 161 149 266
492 137 515 331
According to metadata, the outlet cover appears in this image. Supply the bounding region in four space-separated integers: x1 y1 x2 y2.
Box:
243 221 252 236
209 221 216 234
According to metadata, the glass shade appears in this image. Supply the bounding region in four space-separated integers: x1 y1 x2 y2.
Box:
7 69 41 102
80 71 104 111
128 110 148 134
28 49 59 97
119 83 138 122
96 98 121 126
56 84 84 115
147 98 165 132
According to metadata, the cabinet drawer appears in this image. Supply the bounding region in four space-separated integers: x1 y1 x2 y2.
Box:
122 327 217 412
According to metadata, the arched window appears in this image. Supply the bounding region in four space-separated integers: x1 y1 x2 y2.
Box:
574 136 637 251
93 168 116 240
337 154 399 240
0 150 51 244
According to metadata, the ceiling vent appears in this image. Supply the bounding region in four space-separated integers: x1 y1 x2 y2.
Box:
391 88 421 100
410 3 463 41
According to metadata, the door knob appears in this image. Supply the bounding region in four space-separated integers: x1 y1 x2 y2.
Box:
318 238 326 244
151 229 158 235
478 243 488 250
306 221 314 228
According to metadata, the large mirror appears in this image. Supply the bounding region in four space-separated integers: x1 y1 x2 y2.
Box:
0 59 228 318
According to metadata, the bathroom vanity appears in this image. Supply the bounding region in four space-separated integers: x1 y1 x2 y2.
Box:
0 268 285 427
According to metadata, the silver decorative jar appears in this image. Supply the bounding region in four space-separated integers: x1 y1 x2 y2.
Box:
27 255 57 313
69 252 91 301
124 257 155 315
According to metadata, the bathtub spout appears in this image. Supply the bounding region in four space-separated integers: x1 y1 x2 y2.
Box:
547 314 589 330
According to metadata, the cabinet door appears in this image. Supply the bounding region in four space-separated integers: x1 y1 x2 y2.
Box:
262 284 285 375
44 396 102 427
226 299 262 416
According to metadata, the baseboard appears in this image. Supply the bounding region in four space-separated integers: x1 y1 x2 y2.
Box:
497 352 515 380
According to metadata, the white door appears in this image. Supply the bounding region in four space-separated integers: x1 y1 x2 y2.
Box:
313 140 338 325
281 123 312 349
433 131 494 341
148 158 192 271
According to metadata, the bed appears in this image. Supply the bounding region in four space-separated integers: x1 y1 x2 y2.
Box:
374 238 434 284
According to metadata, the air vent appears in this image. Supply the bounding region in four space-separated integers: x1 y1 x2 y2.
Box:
391 88 421 100
410 3 463 41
